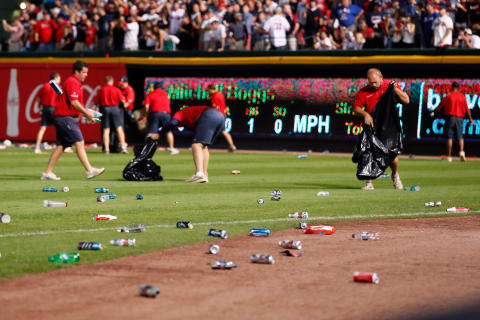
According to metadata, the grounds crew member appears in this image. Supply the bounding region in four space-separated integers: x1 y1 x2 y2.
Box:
207 84 237 152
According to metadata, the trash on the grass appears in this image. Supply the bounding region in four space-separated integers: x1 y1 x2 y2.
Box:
117 224 146 233
110 238 136 246
316 191 330 196
446 207 470 213
176 221 193 229
62 186 69 192
288 211 308 219
280 250 305 257
257 198 265 204
136 194 144 200
208 228 228 239
297 154 308 159
42 187 58 192
97 195 108 202
231 170 241 174
43 200 68 207
77 241 103 250
93 214 117 221
95 188 109 193
0 213 11 224
48 253 80 263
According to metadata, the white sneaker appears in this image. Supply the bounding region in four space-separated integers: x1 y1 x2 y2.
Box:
361 180 374 190
41 172 61 181
185 173 208 183
64 147 73 153
86 167 105 179
34 149 42 154
121 144 129 154
168 148 180 155
447 156 452 163
459 151 466 162
392 173 403 190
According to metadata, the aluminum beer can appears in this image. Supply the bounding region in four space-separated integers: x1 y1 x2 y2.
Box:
208 228 228 239
425 202 435 207
105 193 116 199
209 244 220 254
211 260 237 269
278 240 302 250
353 272 379 284
249 228 270 237
110 238 136 246
77 241 103 250
42 187 58 192
136 194 144 200
176 221 193 229
139 285 160 298
117 224 146 233
257 198 265 204
49 79 63 95
435 201 442 206
288 211 308 219
95 188 109 193
250 254 275 264
297 222 308 229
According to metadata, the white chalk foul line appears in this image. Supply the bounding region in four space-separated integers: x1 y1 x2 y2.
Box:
0 210 478 239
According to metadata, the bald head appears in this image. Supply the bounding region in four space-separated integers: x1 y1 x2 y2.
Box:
367 68 383 90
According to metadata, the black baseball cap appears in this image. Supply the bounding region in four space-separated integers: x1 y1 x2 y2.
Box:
120 76 128 83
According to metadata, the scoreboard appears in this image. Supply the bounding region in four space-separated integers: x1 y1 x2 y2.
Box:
144 77 480 141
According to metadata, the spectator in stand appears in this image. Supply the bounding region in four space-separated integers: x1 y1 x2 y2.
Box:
112 16 126 51
466 0 480 34
422 3 439 47
364 26 384 47
85 19 97 51
97 7 114 52
169 1 185 36
459 27 480 48
284 4 300 51
73 13 87 52
314 29 334 49
54 15 69 51
402 15 416 47
391 11 405 48
367 2 385 39
178 16 195 51
264 7 291 50
454 0 468 34
207 19 227 52
124 16 139 51
243 4 254 46
229 13 248 50
304 0 322 48
35 12 57 51
2 18 24 52
141 6 160 23
381 14 394 48
433 5 454 47
335 0 364 33
252 12 270 50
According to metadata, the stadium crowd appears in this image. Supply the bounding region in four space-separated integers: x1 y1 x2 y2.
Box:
1 0 480 52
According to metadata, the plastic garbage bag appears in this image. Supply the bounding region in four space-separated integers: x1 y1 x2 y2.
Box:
123 138 163 181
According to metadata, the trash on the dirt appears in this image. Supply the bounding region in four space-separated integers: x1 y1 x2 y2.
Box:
211 260 237 269
316 191 330 196
77 241 103 250
297 154 308 159
62 186 69 192
278 240 302 250
208 228 228 239
288 211 308 219
176 221 193 229
209 244 220 254
280 250 305 257
297 222 308 229
139 285 160 298
352 232 379 240
446 207 470 213
0 213 11 224
304 225 336 235
42 187 58 192
250 254 275 264
117 224 146 233
110 238 136 246
353 271 379 284
249 228 270 237
93 214 117 221
231 170 241 174
43 200 68 207
136 194 144 200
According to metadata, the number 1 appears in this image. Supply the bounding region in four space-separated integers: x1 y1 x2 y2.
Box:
247 118 254 134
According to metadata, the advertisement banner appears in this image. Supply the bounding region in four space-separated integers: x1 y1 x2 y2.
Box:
0 62 126 142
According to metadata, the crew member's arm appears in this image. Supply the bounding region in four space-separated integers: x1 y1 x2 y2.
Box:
353 106 373 126
71 100 94 120
392 82 410 104
466 108 475 125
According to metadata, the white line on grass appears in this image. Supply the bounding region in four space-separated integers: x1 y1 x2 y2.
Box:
1 210 478 238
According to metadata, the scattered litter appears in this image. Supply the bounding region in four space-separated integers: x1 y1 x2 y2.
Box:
425 201 442 207
97 195 107 202
278 240 302 250
304 225 336 235
42 187 58 192
211 260 237 269
280 250 304 257
288 211 308 219
231 170 241 174
43 200 68 207
250 254 275 264
380 174 390 178
297 154 308 159
93 214 117 221
257 198 265 204
270 190 282 201
62 186 69 192
352 232 379 240
139 285 160 298
297 222 308 229
209 244 220 254
95 188 109 193
136 194 144 200
110 238 136 246
0 213 11 224
104 193 116 199
117 224 146 233
3 140 12 147
176 221 193 229
353 272 379 284
48 253 80 263
446 207 470 213
77 241 103 250
249 228 270 237
404 186 420 191
208 228 228 239
316 191 330 196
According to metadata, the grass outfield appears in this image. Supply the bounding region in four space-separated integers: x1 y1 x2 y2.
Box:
0 147 479 279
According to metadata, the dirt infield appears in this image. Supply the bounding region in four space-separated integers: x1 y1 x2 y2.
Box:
1 216 480 320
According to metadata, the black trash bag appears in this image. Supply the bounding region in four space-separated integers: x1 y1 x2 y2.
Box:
352 83 403 180
123 138 163 181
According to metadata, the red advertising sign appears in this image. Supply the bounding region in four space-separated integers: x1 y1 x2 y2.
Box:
0 62 126 142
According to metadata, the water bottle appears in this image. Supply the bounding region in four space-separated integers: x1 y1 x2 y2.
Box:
95 188 109 193
117 224 146 233
48 253 80 263
84 109 102 123
42 187 58 192
77 241 103 250
7 68 19 137
110 238 136 246
288 211 308 219
316 191 330 196
352 232 380 240
93 214 117 221
105 193 117 199
446 207 470 213
43 200 68 207
278 240 302 250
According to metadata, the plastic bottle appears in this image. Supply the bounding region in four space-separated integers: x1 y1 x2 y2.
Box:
43 200 68 207
117 224 146 233
42 187 58 192
288 211 308 219
316 191 330 196
110 238 136 246
352 232 380 240
93 214 117 221
48 253 80 263
95 188 109 193
278 240 302 250
446 207 470 213
7 68 19 137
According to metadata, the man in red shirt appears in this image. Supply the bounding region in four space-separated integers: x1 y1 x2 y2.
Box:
435 82 475 162
118 76 135 115
41 61 105 180
34 73 61 154
35 12 57 51
148 106 225 183
84 19 97 51
207 84 237 152
353 68 410 190
144 83 179 155
95 75 128 154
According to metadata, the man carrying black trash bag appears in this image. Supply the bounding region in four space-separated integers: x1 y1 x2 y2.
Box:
352 68 410 190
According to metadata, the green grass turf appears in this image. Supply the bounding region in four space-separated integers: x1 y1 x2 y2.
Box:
0 147 479 279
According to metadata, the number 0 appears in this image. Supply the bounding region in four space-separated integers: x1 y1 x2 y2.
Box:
274 119 282 134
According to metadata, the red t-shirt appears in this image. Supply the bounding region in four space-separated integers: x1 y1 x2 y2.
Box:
39 82 58 107
95 84 125 107
173 106 210 131
144 88 171 113
55 21 71 43
85 26 97 45
36 19 57 44
210 91 226 115
55 75 83 117
354 79 404 113
437 91 469 118
121 85 135 110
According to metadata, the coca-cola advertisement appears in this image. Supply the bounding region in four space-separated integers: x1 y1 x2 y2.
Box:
0 62 126 142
